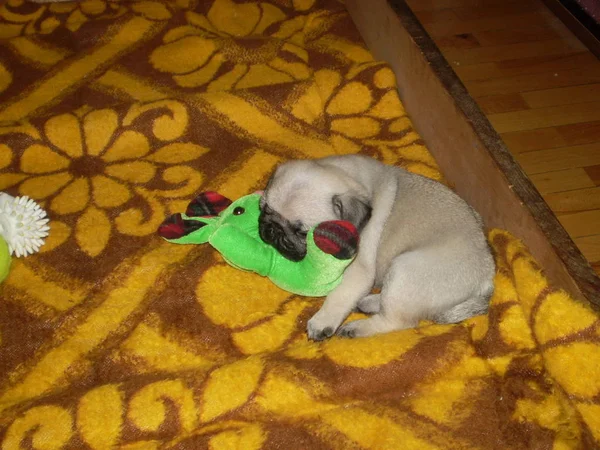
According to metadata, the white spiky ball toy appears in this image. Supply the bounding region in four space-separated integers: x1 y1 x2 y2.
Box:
0 192 50 258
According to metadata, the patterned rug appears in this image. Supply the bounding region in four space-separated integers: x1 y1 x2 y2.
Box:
0 0 599 448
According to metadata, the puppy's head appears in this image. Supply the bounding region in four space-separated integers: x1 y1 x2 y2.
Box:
259 160 371 261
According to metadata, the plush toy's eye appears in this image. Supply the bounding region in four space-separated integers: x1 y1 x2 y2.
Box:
233 207 245 215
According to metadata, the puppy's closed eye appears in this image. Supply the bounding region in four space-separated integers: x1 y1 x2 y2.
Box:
332 194 372 232
294 225 308 238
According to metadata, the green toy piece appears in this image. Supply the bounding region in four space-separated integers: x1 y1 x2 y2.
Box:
158 192 359 297
0 236 10 283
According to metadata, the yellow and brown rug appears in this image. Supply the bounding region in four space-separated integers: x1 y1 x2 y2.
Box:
0 0 599 448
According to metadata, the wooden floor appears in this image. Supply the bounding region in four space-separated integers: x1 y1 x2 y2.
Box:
405 0 600 277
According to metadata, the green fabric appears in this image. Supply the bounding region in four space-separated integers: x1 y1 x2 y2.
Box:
161 194 355 297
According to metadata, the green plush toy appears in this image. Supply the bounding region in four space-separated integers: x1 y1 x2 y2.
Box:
157 192 359 297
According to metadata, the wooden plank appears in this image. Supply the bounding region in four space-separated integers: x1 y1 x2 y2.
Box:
474 25 561 46
584 164 600 185
452 0 540 21
443 37 586 66
545 186 600 213
523 83 600 108
575 235 600 263
437 33 481 49
497 51 595 71
408 0 509 12
455 52 596 82
413 9 459 26
557 121 600 145
593 261 600 277
476 93 529 114
489 102 600 133
346 0 600 307
501 127 567 153
530 168 595 194
466 66 600 97
515 142 600 174
456 53 596 82
454 62 500 82
424 11 559 39
558 210 600 238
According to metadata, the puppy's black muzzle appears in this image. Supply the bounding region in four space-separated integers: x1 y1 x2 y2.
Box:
259 210 307 262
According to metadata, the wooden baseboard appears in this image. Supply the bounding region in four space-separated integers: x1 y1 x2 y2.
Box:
346 0 600 309
542 0 600 59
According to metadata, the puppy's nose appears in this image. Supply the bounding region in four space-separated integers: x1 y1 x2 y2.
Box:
262 223 276 242
260 220 283 245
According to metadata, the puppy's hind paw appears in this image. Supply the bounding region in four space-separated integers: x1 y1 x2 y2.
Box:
336 316 377 338
337 316 399 338
336 322 361 338
336 324 357 338
356 293 381 314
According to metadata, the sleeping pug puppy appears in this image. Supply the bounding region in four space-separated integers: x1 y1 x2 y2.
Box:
259 154 495 340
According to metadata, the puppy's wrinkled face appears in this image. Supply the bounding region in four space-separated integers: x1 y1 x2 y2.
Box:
258 202 308 261
259 160 371 261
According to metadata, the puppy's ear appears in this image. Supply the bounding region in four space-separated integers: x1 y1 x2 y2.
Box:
332 193 372 232
261 169 278 207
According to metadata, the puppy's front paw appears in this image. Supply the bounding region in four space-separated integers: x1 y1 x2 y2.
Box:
336 322 359 338
306 314 336 341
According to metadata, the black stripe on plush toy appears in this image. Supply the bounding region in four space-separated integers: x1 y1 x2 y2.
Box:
158 214 206 239
186 192 232 217
314 221 359 260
